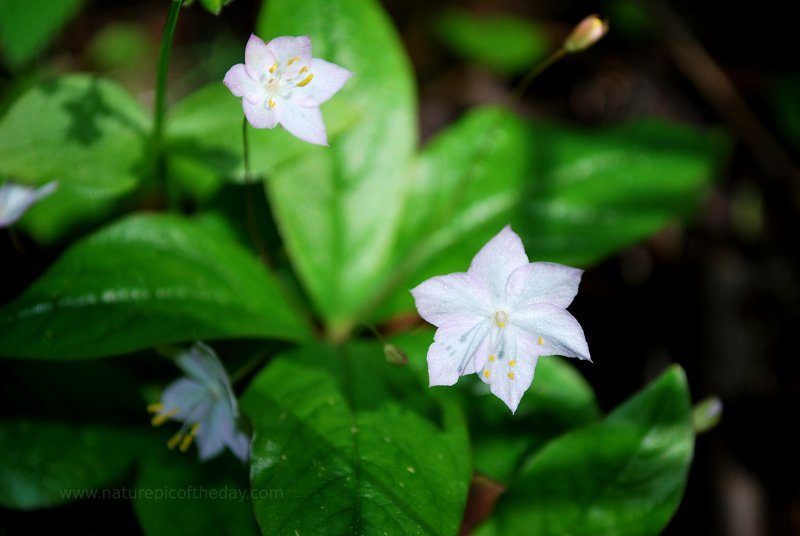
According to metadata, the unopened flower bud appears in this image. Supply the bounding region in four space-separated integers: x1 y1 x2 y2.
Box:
383 344 408 367
692 396 723 434
564 15 608 53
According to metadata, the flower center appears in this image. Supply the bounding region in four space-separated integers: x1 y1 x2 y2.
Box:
494 310 509 328
263 56 315 108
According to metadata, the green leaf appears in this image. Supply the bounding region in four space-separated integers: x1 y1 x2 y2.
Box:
195 0 233 16
395 330 600 483
164 83 357 185
14 180 120 245
491 365 694 536
372 117 724 327
374 107 528 322
256 0 416 333
0 0 83 68
0 213 309 359
241 342 471 535
468 356 600 483
134 448 258 536
0 75 150 196
517 120 727 266
436 9 550 74
0 420 142 509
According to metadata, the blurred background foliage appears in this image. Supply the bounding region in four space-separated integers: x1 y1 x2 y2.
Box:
0 0 798 534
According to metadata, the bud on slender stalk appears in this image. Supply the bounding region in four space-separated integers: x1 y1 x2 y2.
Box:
383 344 408 367
564 15 609 53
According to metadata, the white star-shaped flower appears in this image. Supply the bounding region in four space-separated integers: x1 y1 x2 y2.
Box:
148 342 250 462
0 181 57 228
223 34 353 146
411 226 591 413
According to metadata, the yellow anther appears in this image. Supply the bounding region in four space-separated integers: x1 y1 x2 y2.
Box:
167 432 183 450
295 73 314 87
537 336 545 345
288 56 300 65
150 407 179 427
146 402 164 413
299 66 309 74
268 98 276 109
509 359 517 367
489 355 497 362
178 423 200 452
494 310 509 328
508 372 515 380
269 63 277 74
179 434 194 452
483 369 491 378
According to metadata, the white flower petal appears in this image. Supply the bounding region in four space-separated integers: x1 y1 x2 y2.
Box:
160 378 210 421
512 303 591 361
427 318 492 386
292 58 353 107
223 64 262 100
266 35 311 65
196 402 229 461
243 98 278 129
276 100 328 145
468 226 530 301
411 271 493 327
244 34 275 79
506 262 583 310
0 181 57 228
225 429 251 463
478 326 539 413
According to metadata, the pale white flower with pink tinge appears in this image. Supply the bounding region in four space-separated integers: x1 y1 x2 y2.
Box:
411 226 591 413
223 34 352 146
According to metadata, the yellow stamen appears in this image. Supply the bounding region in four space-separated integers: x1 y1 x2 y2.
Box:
489 355 496 362
179 423 200 453
146 402 164 413
288 56 300 65
179 435 194 452
167 432 183 450
299 66 309 74
494 310 509 328
268 98 276 109
508 372 515 380
295 73 314 87
269 63 277 74
509 359 517 367
483 370 491 378
150 407 179 427
537 336 545 345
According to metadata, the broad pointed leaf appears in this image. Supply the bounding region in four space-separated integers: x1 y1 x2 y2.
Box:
0 75 149 196
0 213 310 358
517 120 727 266
242 342 471 535
0 420 143 509
490 365 694 536
256 0 416 335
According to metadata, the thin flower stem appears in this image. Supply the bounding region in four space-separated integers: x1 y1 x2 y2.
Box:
241 119 319 338
361 323 388 345
152 0 182 148
506 47 566 107
7 227 26 256
229 352 270 386
242 118 274 268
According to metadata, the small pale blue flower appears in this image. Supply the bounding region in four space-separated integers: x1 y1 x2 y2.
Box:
148 342 250 462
